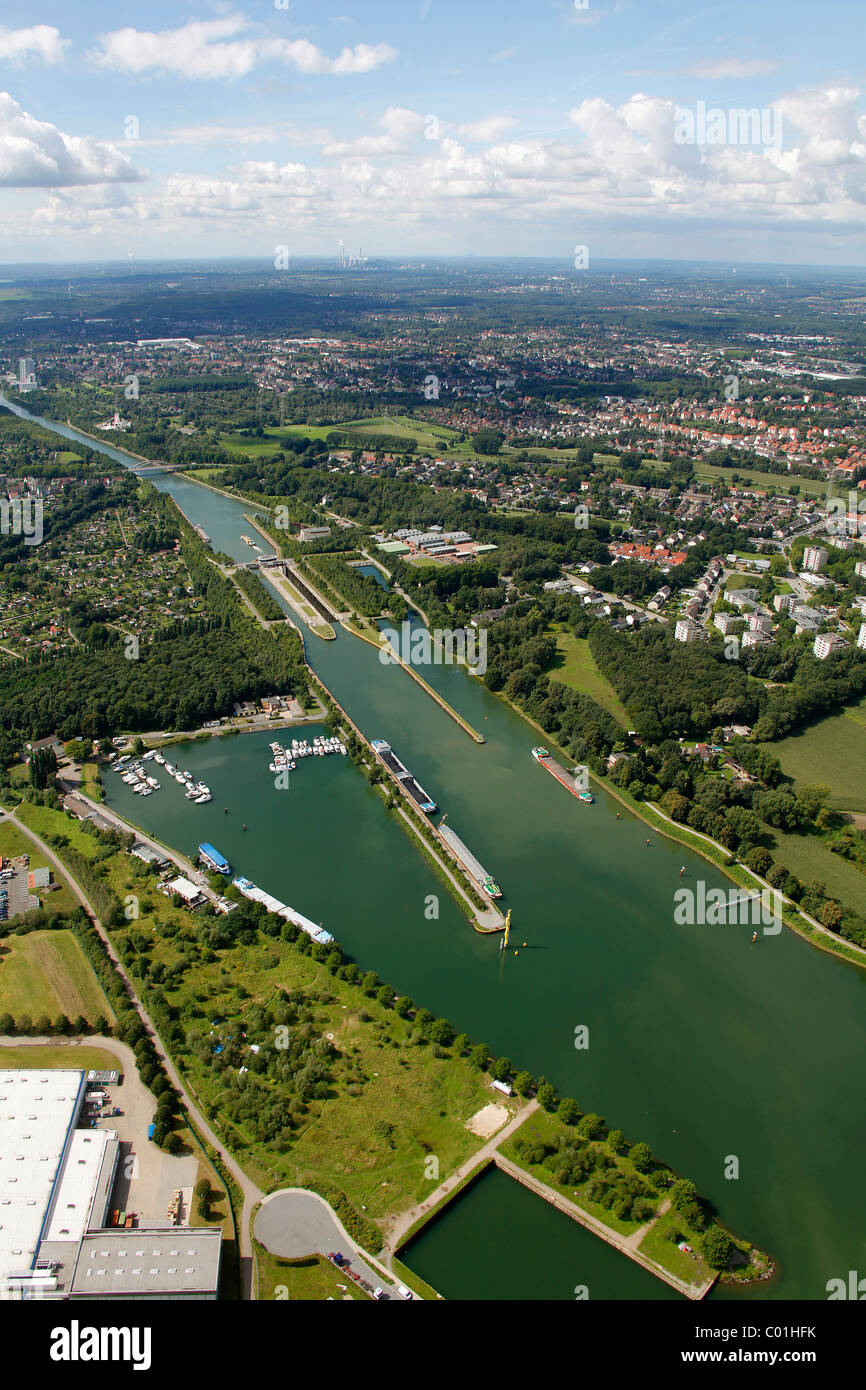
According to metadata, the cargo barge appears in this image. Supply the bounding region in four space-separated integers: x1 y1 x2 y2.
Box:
198 842 231 874
193 524 211 545
438 823 502 898
232 875 333 944
531 746 594 802
370 739 437 813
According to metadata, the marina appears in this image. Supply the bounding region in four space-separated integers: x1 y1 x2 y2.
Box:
267 734 346 774
10 396 866 1302
108 752 212 803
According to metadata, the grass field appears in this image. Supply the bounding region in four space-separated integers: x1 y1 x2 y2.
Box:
0 929 114 1026
0 1043 120 1069
0 821 77 914
405 553 447 568
768 828 866 918
255 1245 369 1301
600 453 825 497
13 802 105 860
112 923 495 1214
549 628 630 725
766 696 866 812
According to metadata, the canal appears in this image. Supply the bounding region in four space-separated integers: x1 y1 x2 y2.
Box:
5 397 866 1302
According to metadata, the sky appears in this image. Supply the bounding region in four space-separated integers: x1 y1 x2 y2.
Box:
0 0 864 266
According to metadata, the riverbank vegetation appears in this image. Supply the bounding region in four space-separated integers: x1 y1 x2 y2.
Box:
475 597 866 951
502 1109 772 1289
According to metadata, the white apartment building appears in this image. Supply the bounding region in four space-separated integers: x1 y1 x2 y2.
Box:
803 545 829 573
814 632 848 660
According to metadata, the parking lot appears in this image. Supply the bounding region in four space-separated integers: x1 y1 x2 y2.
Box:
0 856 33 921
87 1067 198 1229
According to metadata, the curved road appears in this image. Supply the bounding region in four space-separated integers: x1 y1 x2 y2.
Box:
255 1189 413 1299
0 806 265 1298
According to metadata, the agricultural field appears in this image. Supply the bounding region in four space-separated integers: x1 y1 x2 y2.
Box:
549 629 630 725
0 929 114 1027
766 696 866 812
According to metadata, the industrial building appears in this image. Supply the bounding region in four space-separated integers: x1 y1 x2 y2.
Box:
0 1069 220 1300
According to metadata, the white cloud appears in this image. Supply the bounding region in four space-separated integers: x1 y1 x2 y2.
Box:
457 117 516 143
10 84 866 250
91 16 397 80
686 58 779 79
130 120 331 150
0 26 68 66
322 107 425 158
0 92 146 187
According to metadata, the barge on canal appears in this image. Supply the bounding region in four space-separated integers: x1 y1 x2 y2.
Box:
531 747 594 803
370 739 437 814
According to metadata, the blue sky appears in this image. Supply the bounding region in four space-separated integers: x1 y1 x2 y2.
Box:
1 1 864 264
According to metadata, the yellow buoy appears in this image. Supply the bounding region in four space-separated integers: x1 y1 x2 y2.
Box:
514 950 518 956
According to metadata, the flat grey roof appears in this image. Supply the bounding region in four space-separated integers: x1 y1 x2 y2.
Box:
70 1228 222 1296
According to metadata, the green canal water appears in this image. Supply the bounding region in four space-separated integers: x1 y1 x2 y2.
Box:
6 398 866 1302
404 1166 680 1301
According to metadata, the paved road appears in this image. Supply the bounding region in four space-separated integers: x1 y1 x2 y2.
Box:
0 807 265 1298
255 1189 414 1300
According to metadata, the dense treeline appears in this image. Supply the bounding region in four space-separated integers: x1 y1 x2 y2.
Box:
0 617 305 760
589 623 760 740
231 568 285 622
308 553 388 617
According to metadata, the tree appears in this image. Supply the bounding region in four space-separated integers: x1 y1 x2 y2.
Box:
745 847 773 877
430 1018 454 1046
818 900 844 931
0 1012 14 1033
394 996 413 1018
558 1097 579 1125
630 1141 653 1173
375 984 392 1008
163 1132 182 1155
701 1226 733 1270
471 428 503 456
607 1128 625 1154
490 1056 512 1083
537 1083 557 1112
514 1070 534 1097
468 1043 490 1071
577 1111 603 1139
